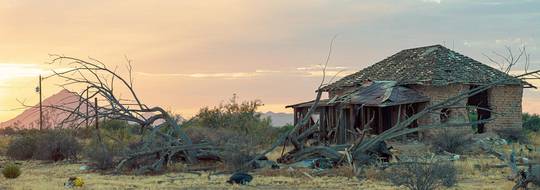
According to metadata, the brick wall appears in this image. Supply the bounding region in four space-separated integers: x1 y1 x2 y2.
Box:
410 84 470 125
328 84 523 132
485 85 523 131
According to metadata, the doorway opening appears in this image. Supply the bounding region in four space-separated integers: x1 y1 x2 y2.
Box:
467 86 491 133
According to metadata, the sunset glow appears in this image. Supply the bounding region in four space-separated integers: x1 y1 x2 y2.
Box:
0 0 539 122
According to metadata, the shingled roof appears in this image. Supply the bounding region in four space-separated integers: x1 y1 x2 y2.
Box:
322 45 522 91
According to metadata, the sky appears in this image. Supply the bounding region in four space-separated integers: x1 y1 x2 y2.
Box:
0 0 539 121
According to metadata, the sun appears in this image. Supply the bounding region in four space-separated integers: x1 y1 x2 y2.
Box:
0 63 49 121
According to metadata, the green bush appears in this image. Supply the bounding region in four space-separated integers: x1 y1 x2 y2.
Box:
6 130 82 161
523 113 540 132
184 94 282 148
2 163 21 179
186 94 272 130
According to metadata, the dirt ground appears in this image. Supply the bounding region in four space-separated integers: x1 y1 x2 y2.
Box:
0 151 520 190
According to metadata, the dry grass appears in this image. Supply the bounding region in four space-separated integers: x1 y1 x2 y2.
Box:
0 138 537 190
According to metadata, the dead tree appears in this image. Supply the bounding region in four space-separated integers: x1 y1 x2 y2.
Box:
240 36 343 170
41 55 212 173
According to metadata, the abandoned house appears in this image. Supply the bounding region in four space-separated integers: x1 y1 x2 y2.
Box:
287 44 530 144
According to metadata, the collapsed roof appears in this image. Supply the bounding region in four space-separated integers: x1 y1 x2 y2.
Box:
287 81 429 108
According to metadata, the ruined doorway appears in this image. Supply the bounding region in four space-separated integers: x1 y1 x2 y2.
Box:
467 85 491 133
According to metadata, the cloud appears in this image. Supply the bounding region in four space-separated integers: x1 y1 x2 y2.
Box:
135 71 261 79
135 65 353 79
422 0 441 3
296 65 348 71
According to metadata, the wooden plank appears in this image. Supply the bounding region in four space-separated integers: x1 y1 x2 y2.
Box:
360 106 364 130
339 108 346 144
293 108 298 125
378 107 383 134
320 107 327 143
350 106 356 143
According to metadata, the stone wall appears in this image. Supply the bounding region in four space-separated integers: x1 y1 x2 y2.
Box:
485 85 523 131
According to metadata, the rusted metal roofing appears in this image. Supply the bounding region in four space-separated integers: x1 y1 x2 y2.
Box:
330 81 430 107
285 99 331 108
322 44 523 92
287 81 429 108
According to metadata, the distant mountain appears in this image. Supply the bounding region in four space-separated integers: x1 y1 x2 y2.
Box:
0 89 89 129
260 111 293 127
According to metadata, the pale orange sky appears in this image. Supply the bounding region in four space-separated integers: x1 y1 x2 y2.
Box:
0 0 539 121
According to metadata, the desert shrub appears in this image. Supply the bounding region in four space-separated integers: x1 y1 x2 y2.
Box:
187 94 272 130
523 113 540 132
386 159 457 190
185 95 283 149
221 137 257 171
494 127 529 144
2 163 21 179
84 120 141 170
85 140 114 170
430 128 472 154
33 130 82 161
6 130 81 161
185 127 267 171
6 135 37 160
0 127 17 136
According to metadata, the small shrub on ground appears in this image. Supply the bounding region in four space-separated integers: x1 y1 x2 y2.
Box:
493 127 529 144
429 128 472 154
385 158 457 190
2 163 21 179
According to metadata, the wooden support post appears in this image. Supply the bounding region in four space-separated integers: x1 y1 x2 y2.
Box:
86 86 89 128
38 75 43 130
320 107 326 143
350 106 356 142
378 107 383 134
95 97 99 130
360 106 365 130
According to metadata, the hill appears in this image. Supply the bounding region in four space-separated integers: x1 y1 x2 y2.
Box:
0 89 88 129
261 111 293 127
